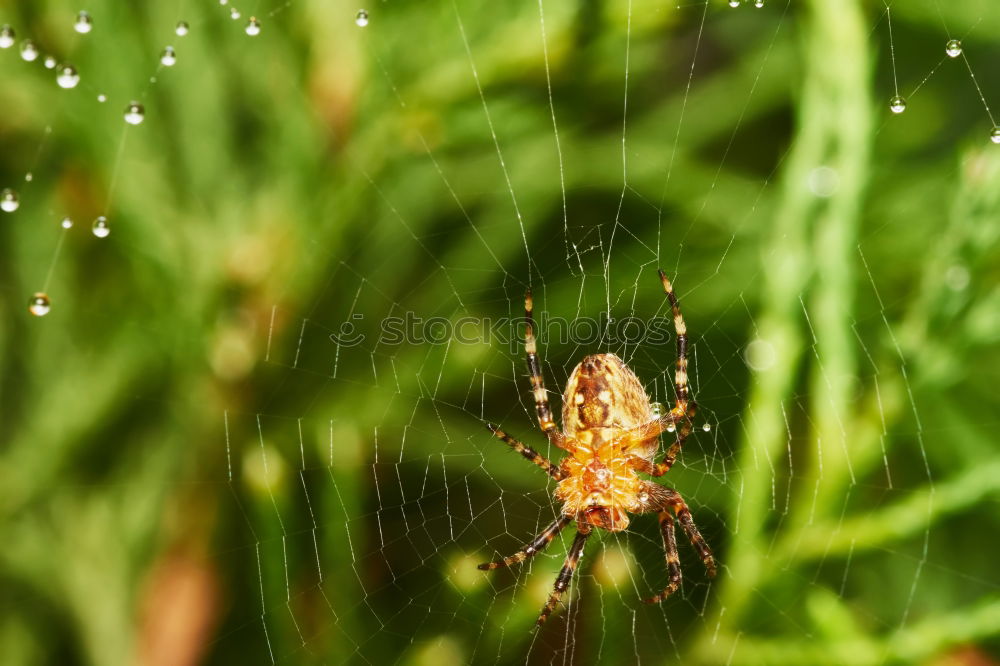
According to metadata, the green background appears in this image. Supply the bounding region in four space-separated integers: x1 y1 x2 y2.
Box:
1 0 999 664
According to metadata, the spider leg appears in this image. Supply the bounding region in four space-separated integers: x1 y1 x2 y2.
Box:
643 511 681 603
485 423 563 480
537 526 591 625
636 482 716 601
478 515 572 570
673 492 717 578
647 270 699 475
524 289 567 449
658 270 691 414
659 486 717 578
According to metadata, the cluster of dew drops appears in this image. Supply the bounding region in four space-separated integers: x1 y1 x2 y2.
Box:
3 7 371 317
650 402 712 433
888 38 1000 143
721 4 998 143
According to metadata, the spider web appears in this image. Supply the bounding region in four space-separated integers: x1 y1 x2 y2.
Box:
2 0 999 664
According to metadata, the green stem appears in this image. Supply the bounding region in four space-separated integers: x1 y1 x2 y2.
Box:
694 0 872 651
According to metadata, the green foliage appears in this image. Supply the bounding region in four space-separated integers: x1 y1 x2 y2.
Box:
1 0 998 664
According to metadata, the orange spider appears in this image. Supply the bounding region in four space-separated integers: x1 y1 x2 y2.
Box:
479 271 717 625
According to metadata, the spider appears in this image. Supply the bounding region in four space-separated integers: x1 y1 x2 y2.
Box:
479 271 717 625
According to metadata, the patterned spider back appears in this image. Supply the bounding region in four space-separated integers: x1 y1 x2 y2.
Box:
560 353 655 436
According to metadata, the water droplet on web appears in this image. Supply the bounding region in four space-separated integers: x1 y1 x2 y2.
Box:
24 172 32 182
74 10 93 34
123 102 145 125
990 127 1000 144
20 40 39 62
160 46 176 66
43 55 56 69
754 0 764 6
945 39 962 58
92 215 110 237
0 25 15 49
666 423 677 433
56 64 80 89
175 21 189 36
245 17 261 36
28 293 51 317
728 0 740 7
702 423 712 432
230 7 241 20
650 402 665 418
97 93 107 102
1 188 20 212
888 95 906 114
219 0 228 4
61 216 73 229
355 9 370 27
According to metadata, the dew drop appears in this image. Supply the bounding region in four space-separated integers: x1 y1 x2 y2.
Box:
754 0 763 6
97 93 107 102
728 0 740 6
355 9 369 27
1 188 19 212
219 0 228 5
230 7 241 19
702 423 712 432
28 293 51 317
74 10 93 34
92 215 110 237
888 95 906 114
175 21 189 36
57 64 80 89
0 25 15 49
24 172 32 182
990 127 1000 144
945 39 962 58
123 101 145 125
61 216 74 229
245 17 261 36
666 423 677 433
43 55 57 69
160 46 177 66
20 39 39 62
650 402 665 418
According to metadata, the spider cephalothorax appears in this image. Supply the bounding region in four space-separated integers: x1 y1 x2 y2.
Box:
479 271 717 625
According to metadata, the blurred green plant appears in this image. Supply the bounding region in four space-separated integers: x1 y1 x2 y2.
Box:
1 0 998 664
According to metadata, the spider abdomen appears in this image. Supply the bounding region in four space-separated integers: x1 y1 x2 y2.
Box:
561 354 655 435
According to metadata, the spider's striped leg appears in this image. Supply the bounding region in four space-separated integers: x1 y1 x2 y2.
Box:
655 401 697 475
647 270 698 475
524 289 566 449
665 488 717 578
485 423 563 480
478 515 572 571
643 511 681 604
621 407 695 477
537 527 591 626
